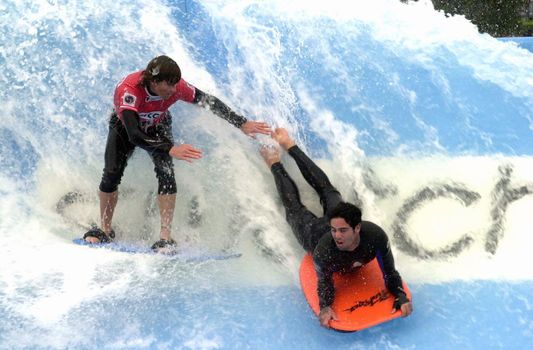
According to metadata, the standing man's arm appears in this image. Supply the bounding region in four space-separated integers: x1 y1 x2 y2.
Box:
121 110 202 162
121 110 173 155
193 88 271 136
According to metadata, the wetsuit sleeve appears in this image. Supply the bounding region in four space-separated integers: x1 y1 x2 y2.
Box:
192 88 248 128
313 256 336 309
121 110 173 155
375 230 406 298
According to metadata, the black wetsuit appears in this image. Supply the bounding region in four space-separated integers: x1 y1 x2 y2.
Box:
99 88 247 195
270 146 405 309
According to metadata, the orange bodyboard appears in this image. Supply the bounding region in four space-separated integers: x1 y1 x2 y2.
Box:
299 254 411 332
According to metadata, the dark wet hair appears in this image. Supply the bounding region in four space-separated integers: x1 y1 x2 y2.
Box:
141 55 181 86
328 202 362 228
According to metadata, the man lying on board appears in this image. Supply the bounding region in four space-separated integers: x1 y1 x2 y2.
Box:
260 128 413 328
83 55 271 251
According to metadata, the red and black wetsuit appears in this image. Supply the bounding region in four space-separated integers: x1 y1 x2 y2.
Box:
100 70 247 195
269 146 405 309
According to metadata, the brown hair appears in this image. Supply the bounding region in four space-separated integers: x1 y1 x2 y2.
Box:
328 202 362 228
141 55 181 87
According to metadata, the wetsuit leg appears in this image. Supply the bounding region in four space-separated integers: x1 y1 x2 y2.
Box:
287 146 343 217
148 115 177 195
151 154 177 194
99 113 135 193
271 162 328 252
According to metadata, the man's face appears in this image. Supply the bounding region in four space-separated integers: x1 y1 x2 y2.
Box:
150 80 177 100
330 217 360 251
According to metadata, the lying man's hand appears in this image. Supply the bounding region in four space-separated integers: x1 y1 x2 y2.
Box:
318 306 338 328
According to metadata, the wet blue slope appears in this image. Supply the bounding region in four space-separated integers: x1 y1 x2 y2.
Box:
2 281 530 349
160 2 533 347
169 1 533 156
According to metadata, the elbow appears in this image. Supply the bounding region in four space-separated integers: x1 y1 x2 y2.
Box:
126 131 144 146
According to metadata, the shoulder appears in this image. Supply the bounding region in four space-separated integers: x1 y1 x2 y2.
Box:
361 221 388 241
173 78 197 103
120 70 143 86
316 232 334 249
177 78 195 90
313 234 336 263
360 221 391 252
116 71 144 94
114 71 146 110
361 221 386 235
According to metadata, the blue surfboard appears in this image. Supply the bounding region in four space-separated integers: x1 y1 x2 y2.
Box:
73 238 241 262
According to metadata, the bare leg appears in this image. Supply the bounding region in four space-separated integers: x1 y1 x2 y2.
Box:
85 190 118 243
158 193 176 240
100 190 118 233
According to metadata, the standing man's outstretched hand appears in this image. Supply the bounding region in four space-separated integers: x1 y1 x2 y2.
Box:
240 120 272 136
169 144 203 163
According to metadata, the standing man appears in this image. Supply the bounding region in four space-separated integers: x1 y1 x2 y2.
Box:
260 128 412 328
83 55 271 250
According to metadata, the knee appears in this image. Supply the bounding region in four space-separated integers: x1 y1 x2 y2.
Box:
155 164 177 195
158 178 177 195
99 170 123 193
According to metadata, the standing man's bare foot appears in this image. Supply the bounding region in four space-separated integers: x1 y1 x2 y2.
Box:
260 145 281 168
272 128 296 150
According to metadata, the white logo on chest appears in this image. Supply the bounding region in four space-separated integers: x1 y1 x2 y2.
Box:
139 111 163 121
351 261 363 269
145 95 162 102
138 111 164 131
